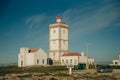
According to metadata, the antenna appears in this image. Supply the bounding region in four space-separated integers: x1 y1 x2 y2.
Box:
86 43 91 55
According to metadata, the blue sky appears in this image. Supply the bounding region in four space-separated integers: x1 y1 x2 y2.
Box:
0 0 120 64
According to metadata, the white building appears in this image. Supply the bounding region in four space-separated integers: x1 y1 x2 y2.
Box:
49 16 69 63
61 52 95 66
18 16 95 67
61 52 80 65
110 55 120 66
88 57 95 64
18 47 47 67
79 52 95 64
79 52 88 64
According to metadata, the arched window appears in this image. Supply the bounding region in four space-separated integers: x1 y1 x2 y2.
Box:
42 59 44 64
37 59 39 64
21 61 23 66
62 59 64 62
70 59 72 63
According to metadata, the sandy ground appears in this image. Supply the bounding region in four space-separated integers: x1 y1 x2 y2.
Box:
0 69 120 80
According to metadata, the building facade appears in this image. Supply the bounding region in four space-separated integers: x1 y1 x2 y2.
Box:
61 52 80 65
18 16 95 67
61 52 95 66
110 55 120 66
18 47 47 67
49 16 69 63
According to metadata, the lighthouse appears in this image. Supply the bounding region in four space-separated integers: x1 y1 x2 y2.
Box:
49 16 69 64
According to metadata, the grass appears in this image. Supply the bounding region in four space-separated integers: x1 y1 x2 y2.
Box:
0 65 67 76
0 65 119 80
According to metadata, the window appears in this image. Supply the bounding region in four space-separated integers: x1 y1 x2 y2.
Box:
53 30 56 33
70 59 72 63
115 62 118 65
21 61 23 66
74 59 77 64
37 59 39 64
42 59 44 64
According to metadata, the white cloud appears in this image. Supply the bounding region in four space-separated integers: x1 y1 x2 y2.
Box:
24 14 49 39
25 14 46 29
61 1 120 38
24 14 53 48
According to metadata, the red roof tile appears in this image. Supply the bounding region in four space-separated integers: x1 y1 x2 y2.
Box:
29 49 39 53
62 52 81 56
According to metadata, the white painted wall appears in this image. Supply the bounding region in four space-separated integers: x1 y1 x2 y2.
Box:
18 48 29 67
50 28 59 40
111 55 120 66
60 28 68 40
18 54 22 67
61 56 78 65
61 40 68 50
34 49 47 65
49 26 69 61
60 52 65 56
27 54 34 66
88 58 95 64
18 48 47 67
49 52 59 61
113 60 120 65
50 40 59 50
61 55 95 66
79 56 88 63
49 27 68 51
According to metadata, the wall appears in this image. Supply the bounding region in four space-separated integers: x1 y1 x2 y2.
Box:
88 58 95 64
18 48 29 67
61 56 78 65
27 53 34 66
34 49 47 65
79 56 88 63
18 48 47 67
49 52 59 61
50 28 59 40
50 40 59 50
60 27 68 40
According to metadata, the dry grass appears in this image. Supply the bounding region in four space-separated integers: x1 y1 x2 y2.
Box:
0 66 120 80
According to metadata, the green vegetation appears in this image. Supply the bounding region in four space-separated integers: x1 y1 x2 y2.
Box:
0 65 120 79
0 65 67 76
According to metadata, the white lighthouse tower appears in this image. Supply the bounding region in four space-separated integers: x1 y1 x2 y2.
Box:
49 16 69 64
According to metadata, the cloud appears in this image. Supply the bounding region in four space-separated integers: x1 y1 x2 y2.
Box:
25 14 46 29
25 14 49 39
61 0 120 38
24 14 52 50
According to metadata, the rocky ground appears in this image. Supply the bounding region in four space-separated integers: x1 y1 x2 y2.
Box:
0 69 120 80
